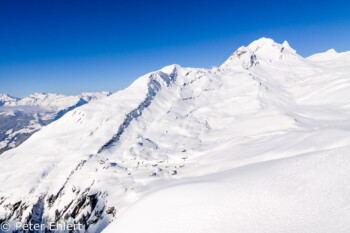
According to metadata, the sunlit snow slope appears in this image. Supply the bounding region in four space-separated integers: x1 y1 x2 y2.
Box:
0 38 350 233
0 92 111 154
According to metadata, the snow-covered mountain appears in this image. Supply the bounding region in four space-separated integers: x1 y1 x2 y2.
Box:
1 38 350 233
0 94 19 106
0 92 111 154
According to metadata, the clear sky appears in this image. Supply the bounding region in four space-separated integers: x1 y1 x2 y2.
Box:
1 0 350 97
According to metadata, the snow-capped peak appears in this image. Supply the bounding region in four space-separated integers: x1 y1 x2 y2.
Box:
282 40 291 47
326 48 337 54
306 48 345 61
220 37 299 70
0 94 19 106
245 37 276 50
0 92 111 110
159 64 181 73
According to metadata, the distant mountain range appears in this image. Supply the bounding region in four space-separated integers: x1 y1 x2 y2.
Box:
0 92 111 154
1 38 350 233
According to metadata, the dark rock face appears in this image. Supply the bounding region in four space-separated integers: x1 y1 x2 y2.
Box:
0 190 109 233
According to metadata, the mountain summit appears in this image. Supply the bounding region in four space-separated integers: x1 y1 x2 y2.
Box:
1 38 350 233
220 37 299 69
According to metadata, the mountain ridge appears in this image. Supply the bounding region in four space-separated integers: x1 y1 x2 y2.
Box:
1 38 350 233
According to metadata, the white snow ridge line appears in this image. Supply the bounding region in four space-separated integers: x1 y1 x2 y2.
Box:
1 38 350 233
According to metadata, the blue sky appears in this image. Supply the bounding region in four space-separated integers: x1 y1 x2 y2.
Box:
1 0 350 97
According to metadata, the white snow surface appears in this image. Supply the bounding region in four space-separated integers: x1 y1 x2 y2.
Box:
0 91 111 153
104 147 350 233
1 38 350 233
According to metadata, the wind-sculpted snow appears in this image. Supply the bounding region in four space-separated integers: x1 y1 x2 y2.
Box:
1 38 350 233
104 146 350 233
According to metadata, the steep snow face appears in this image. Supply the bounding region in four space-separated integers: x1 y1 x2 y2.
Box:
0 92 111 154
1 38 350 233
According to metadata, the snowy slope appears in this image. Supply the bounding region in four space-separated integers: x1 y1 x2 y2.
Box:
0 38 350 233
0 92 111 154
104 147 350 233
